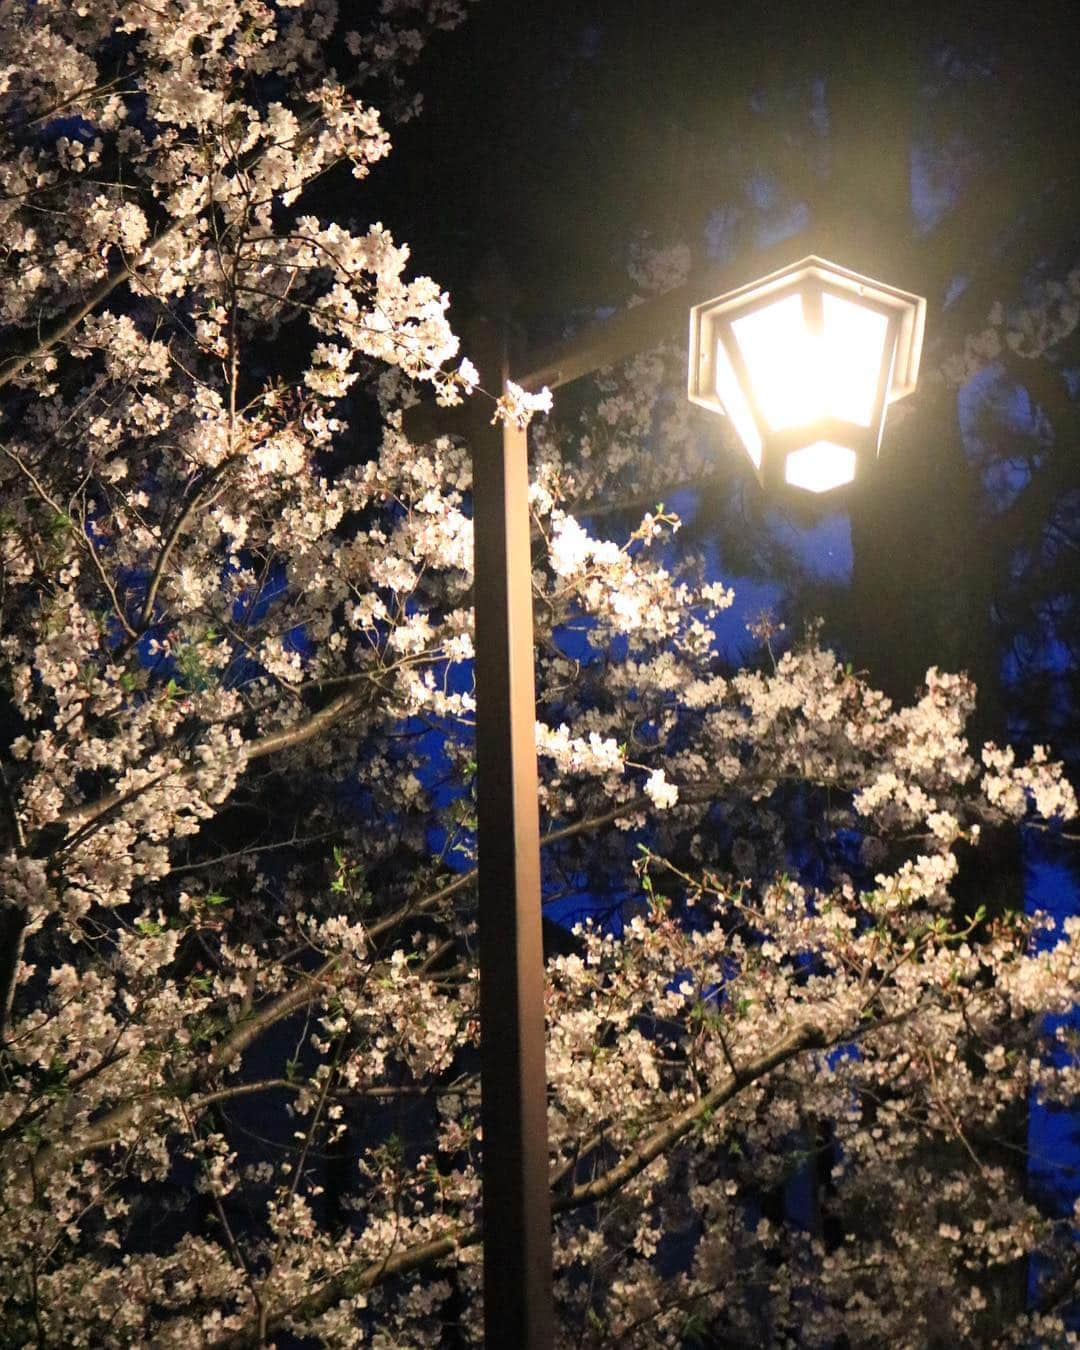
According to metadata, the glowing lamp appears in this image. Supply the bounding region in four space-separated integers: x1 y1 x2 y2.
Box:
688 255 926 493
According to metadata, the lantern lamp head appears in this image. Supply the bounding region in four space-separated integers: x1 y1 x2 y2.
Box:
688 255 926 493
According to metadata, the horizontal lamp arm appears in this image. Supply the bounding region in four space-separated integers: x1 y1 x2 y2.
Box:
516 231 823 394
403 223 927 445
401 234 805 444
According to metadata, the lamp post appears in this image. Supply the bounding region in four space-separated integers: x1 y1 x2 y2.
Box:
407 241 925 1350
467 315 554 1350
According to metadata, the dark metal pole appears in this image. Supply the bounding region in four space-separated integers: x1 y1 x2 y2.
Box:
469 315 554 1349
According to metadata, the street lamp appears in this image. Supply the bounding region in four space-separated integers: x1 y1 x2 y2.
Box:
407 242 926 1350
688 255 926 493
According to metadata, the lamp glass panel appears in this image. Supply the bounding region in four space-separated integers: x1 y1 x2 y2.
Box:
713 335 762 467
730 289 891 433
731 293 817 431
821 293 889 426
784 440 856 493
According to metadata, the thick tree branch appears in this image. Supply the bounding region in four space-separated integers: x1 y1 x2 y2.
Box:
24 797 642 1160
43 686 372 846
31 961 342 1164
0 262 133 392
208 1021 827 1347
555 1020 826 1209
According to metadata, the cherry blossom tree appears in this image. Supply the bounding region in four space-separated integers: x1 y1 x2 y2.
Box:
1 3 1079 1346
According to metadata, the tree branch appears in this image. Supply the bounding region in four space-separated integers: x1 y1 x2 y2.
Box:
555 1020 826 1209
0 65 384 394
23 791 667 1167
0 262 133 392
43 686 372 845
0 761 30 1046
208 1020 827 1347
135 453 242 633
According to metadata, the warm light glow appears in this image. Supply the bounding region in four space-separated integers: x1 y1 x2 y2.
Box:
784 441 857 493
730 293 889 431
